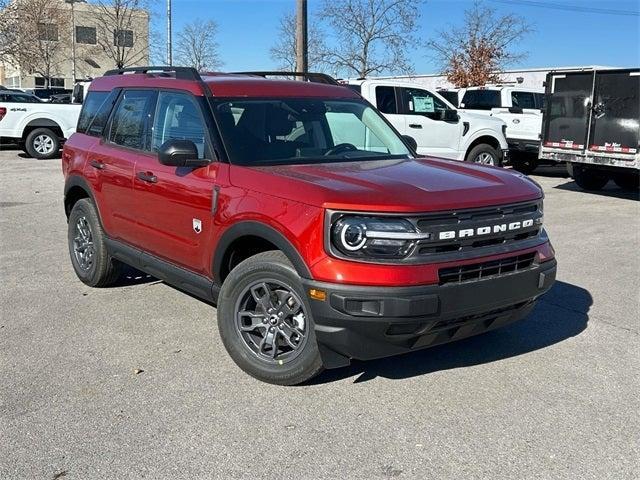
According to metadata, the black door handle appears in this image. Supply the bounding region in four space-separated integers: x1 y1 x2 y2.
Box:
90 159 105 170
136 171 157 183
409 124 423 129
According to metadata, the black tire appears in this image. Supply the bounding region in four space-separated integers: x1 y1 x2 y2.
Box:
572 166 610 191
24 127 60 159
217 250 324 385
465 143 501 167
511 158 537 175
68 198 121 287
613 172 640 191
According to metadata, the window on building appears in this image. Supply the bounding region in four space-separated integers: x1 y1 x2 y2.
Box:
38 23 59 41
113 29 134 47
34 77 66 88
76 26 97 45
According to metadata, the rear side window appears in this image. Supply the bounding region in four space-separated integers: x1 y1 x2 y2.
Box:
375 86 397 114
108 90 156 150
535 93 546 109
511 91 536 109
461 90 501 110
77 92 108 134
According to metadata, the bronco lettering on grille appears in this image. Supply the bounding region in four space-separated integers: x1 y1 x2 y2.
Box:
438 219 535 240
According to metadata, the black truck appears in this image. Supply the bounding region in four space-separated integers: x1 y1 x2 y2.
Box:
539 68 639 191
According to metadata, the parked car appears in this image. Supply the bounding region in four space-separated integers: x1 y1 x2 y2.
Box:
62 67 556 385
0 90 81 158
539 68 639 190
344 79 509 166
460 85 546 173
24 88 72 102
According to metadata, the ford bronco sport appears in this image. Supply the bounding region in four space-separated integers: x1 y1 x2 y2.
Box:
62 67 556 385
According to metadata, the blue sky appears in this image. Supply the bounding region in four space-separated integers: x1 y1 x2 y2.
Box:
154 0 640 73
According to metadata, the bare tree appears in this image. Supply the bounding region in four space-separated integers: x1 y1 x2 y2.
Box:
270 11 326 71
0 0 70 87
319 0 420 78
427 0 533 87
93 0 150 69
175 19 222 72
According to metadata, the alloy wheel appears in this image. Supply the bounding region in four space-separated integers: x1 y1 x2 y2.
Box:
234 280 308 363
73 216 95 271
474 152 496 166
33 134 55 155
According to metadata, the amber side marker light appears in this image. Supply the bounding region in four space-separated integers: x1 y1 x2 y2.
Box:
309 289 327 301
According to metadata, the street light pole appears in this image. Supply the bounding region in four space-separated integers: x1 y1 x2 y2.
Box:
167 0 172 66
65 0 85 83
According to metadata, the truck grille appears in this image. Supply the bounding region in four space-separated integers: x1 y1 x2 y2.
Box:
438 252 536 285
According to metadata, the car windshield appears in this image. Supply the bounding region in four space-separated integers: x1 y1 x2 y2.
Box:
211 98 412 166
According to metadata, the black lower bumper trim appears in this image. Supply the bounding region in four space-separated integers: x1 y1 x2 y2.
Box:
303 259 556 367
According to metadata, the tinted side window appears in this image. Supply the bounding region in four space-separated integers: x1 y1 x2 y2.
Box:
512 91 536 109
77 92 108 134
151 91 207 158
375 86 397 114
535 93 546 109
108 90 156 150
461 90 501 110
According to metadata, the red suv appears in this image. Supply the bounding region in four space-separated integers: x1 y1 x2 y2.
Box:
62 67 556 385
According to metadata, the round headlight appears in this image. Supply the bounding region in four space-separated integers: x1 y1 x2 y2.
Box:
337 219 367 251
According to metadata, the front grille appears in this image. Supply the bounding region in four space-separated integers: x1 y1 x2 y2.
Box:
412 200 543 257
438 252 536 285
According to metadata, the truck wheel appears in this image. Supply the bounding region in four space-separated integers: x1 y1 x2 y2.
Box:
511 158 537 175
25 128 60 159
217 250 324 385
465 144 501 167
613 172 640 191
572 166 609 191
68 198 122 287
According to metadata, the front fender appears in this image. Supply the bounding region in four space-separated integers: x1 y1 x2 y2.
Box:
462 127 509 151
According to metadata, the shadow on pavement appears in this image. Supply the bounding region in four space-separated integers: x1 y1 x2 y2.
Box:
554 180 639 201
309 280 592 385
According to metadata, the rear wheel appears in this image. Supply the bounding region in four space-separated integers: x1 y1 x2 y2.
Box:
217 251 324 385
24 128 60 159
572 165 610 191
613 172 640 191
511 154 537 174
68 198 121 287
465 143 501 167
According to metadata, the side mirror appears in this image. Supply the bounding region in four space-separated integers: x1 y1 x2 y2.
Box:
508 106 524 114
402 135 418 152
158 139 208 167
439 109 459 122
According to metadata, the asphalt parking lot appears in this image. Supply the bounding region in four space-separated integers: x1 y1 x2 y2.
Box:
1 147 638 480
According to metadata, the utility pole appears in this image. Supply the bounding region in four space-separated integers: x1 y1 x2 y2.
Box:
167 0 172 66
65 0 86 83
295 0 308 74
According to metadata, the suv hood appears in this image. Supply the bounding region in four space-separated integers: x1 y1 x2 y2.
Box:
230 157 542 213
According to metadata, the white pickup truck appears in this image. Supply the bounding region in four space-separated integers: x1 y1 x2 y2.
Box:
0 90 81 159
459 85 545 173
344 79 509 166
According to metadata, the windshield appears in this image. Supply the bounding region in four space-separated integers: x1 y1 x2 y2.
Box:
212 98 411 165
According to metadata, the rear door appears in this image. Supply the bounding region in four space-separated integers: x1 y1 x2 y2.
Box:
588 70 639 156
505 90 543 141
542 71 594 152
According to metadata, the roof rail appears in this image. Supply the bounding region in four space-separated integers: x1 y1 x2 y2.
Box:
233 71 339 86
103 66 202 81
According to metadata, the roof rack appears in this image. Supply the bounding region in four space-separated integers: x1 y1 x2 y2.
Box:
233 71 339 86
103 66 202 81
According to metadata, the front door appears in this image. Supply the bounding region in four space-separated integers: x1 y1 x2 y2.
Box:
131 90 219 274
397 86 462 159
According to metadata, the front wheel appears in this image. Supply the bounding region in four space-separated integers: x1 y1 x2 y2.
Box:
465 143 501 167
217 251 324 385
24 128 60 159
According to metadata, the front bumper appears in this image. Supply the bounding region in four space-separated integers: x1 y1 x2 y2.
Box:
303 258 556 368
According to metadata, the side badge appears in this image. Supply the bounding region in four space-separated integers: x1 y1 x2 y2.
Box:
193 218 202 234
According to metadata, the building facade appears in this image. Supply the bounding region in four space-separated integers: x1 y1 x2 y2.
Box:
0 0 149 90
